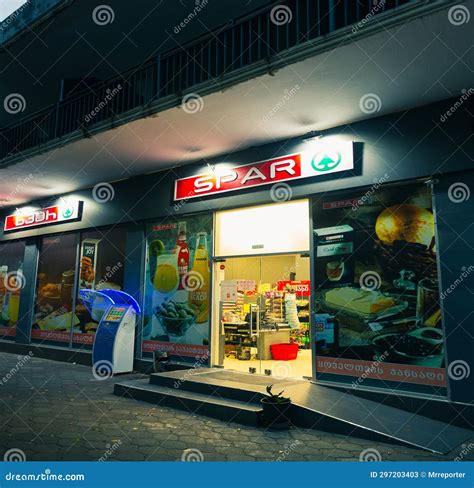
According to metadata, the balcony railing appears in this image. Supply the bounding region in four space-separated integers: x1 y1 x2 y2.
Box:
0 0 412 161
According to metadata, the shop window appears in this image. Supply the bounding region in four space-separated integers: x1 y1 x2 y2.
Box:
32 234 79 345
0 240 26 339
73 228 126 346
142 214 212 360
313 183 446 393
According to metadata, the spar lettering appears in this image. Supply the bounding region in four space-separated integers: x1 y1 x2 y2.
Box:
174 154 302 200
194 158 297 194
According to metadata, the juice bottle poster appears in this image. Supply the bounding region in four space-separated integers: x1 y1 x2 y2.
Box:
142 213 212 356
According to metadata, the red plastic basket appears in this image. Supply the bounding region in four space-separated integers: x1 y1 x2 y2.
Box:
270 343 299 360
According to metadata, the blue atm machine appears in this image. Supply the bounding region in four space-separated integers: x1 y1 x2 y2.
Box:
79 289 140 375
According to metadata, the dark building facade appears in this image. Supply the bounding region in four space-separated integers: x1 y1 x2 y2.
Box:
0 0 472 411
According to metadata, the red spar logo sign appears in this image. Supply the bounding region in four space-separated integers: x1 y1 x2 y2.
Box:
174 143 354 201
174 154 302 200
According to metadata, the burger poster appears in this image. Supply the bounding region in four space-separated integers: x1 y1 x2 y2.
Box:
313 183 446 390
142 213 212 359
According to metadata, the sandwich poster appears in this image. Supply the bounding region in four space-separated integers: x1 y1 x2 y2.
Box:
313 183 446 389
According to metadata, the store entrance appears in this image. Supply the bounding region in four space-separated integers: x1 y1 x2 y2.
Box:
213 254 312 379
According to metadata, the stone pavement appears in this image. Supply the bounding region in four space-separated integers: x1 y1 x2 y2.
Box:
0 352 472 462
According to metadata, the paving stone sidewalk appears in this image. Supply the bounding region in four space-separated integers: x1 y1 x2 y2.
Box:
0 352 472 462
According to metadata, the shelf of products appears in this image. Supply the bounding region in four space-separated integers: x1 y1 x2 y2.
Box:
220 281 312 359
293 298 310 349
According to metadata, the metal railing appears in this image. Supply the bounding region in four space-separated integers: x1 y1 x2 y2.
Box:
0 0 411 161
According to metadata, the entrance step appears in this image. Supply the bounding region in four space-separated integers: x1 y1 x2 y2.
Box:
114 369 473 453
114 378 262 426
148 368 300 404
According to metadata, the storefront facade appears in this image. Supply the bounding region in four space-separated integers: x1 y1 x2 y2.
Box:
0 98 472 404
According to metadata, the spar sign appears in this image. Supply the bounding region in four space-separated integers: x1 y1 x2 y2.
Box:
4 201 82 233
174 142 354 200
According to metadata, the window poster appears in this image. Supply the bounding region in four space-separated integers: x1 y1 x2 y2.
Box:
73 228 126 346
32 234 78 344
313 183 446 389
142 213 212 360
0 240 26 339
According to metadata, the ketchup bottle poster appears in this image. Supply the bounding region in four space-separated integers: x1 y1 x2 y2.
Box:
142 213 213 359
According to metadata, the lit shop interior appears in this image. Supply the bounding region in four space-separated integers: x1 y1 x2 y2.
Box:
211 200 313 378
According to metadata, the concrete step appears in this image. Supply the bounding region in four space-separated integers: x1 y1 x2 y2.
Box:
114 378 263 427
149 368 299 404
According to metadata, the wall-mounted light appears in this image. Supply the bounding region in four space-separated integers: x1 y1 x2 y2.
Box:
302 130 323 142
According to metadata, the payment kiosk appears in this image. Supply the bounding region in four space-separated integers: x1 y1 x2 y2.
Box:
79 289 140 375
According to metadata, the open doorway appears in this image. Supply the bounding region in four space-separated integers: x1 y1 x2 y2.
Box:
213 254 312 379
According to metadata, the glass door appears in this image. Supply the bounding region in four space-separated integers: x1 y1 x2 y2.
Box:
214 254 312 378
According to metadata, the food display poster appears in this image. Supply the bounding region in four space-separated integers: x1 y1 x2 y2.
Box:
32 230 126 346
142 213 212 359
33 234 78 344
74 229 126 343
313 183 446 388
0 240 25 338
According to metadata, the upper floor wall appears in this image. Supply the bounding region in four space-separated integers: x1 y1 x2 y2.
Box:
0 0 272 126
0 0 423 158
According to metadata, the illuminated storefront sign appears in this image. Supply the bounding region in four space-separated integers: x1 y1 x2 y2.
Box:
174 142 354 200
4 201 82 233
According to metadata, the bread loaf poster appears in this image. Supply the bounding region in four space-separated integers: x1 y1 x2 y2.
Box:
142 213 212 360
313 183 446 390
